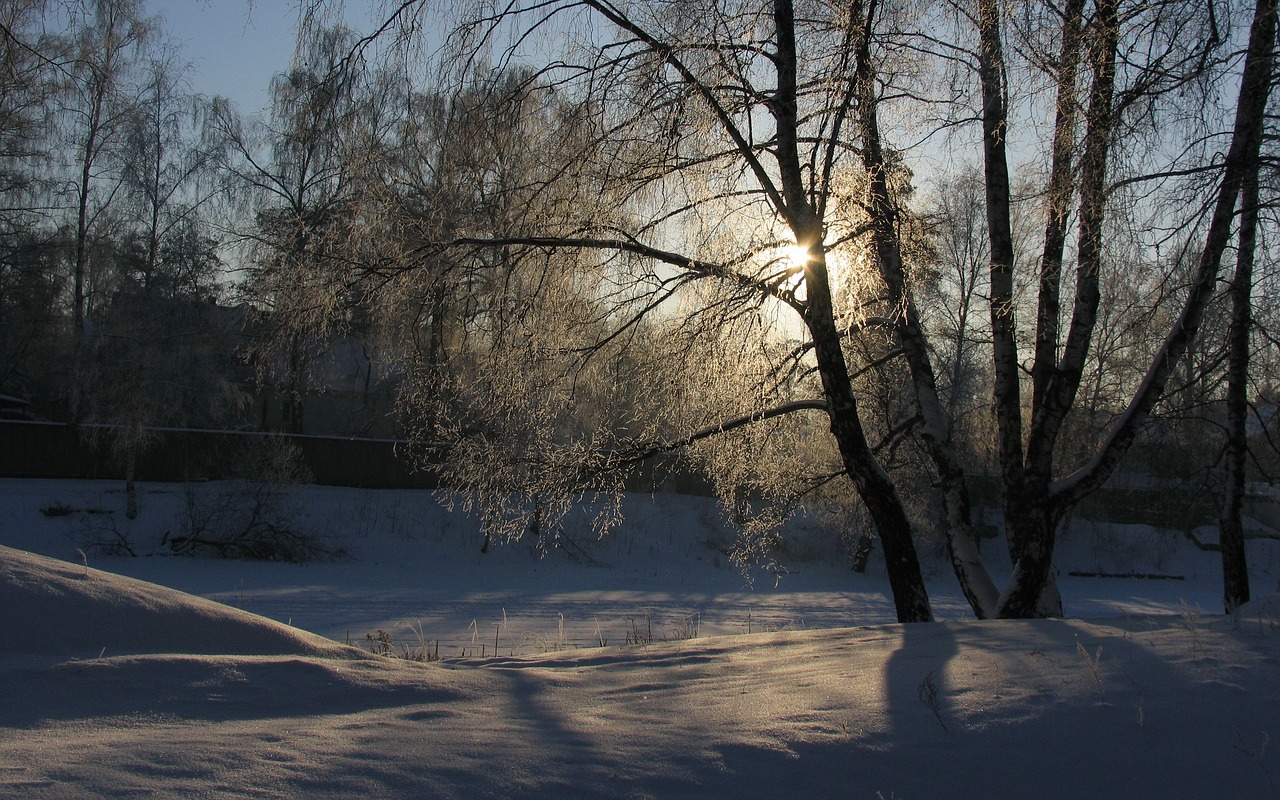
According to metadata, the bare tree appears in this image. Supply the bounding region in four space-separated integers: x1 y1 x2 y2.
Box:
329 0 941 621
1220 167 1263 613
966 0 1276 617
299 0 1274 622
119 45 221 295
920 170 992 435
0 0 62 236
216 22 372 434
0 0 66 400
60 0 152 347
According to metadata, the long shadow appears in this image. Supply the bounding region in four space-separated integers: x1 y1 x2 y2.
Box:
0 655 461 728
496 667 598 757
883 619 960 739
8 617 1278 799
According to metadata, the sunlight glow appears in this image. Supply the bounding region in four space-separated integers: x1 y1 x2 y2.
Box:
784 244 812 269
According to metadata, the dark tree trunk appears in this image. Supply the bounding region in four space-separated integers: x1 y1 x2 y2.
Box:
125 442 138 520
1221 168 1259 614
853 2 997 617
286 333 306 435
805 270 933 622
779 0 933 622
997 0 1120 619
996 483 1061 617
975 0 1060 617
976 0 1023 498
1030 0 1087 415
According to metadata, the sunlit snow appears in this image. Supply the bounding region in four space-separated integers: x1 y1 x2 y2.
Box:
2 478 1279 798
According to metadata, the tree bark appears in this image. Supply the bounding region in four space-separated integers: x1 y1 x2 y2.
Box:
805 259 934 623
996 0 1120 619
1030 0 1087 415
976 0 1023 499
1221 167 1259 614
854 0 998 617
1027 0 1119 465
976 0 1064 618
778 0 933 622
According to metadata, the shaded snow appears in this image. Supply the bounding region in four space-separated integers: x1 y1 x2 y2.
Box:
2 478 1280 797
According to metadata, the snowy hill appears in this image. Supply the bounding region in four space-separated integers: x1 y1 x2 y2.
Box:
2 478 1280 797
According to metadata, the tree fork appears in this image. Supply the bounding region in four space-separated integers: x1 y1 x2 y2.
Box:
853 0 997 617
1050 0 1277 507
778 0 932 622
997 0 1120 619
1030 0 1087 415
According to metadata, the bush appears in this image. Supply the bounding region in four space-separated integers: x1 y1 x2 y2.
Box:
164 438 334 563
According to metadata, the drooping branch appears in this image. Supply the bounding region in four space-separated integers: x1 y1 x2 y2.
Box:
600 398 831 472
448 234 805 312
580 0 791 222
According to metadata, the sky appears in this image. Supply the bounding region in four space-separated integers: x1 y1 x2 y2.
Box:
143 1 397 115
144 0 297 113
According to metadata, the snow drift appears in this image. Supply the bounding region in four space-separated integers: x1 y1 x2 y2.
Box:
3 538 1280 798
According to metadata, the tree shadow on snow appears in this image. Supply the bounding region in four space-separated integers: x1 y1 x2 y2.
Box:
0 654 467 728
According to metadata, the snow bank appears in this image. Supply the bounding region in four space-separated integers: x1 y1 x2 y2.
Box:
3 481 1280 798
0 545 354 663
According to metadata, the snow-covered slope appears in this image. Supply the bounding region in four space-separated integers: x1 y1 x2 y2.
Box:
0 544 352 663
2 542 1280 798
3 479 1280 797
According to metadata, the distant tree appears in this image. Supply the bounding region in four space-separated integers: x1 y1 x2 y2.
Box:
81 230 242 517
0 1 68 401
50 1 242 514
217 22 371 434
919 170 993 437
0 234 63 399
0 0 62 239
59 0 152 348
118 44 221 296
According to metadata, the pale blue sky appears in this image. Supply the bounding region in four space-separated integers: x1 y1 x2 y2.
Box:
145 1 397 114
144 1 299 113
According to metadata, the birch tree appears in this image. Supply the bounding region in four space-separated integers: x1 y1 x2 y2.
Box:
345 0 945 621
61 0 151 346
307 0 1274 622
1220 168 1264 613
119 46 220 295
974 0 1275 616
217 22 370 434
0 0 65 400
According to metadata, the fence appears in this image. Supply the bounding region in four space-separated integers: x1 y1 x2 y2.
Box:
10 421 1261 530
0 420 440 489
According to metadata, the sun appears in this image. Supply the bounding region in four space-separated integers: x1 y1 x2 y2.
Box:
757 235 815 295
783 243 812 269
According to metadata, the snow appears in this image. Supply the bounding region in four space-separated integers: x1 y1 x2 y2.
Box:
2 477 1280 798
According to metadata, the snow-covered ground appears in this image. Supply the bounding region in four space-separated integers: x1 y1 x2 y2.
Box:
2 477 1280 798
